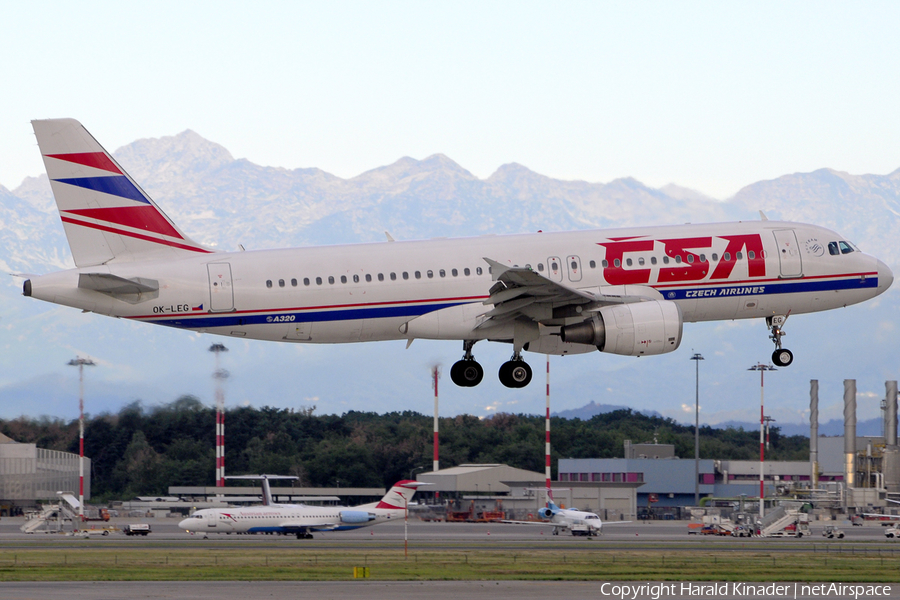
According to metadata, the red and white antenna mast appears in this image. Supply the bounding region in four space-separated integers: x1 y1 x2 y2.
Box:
545 355 552 499
209 344 229 487
433 365 440 473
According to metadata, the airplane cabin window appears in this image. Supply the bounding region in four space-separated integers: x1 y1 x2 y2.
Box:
303 278 310 286
365 274 372 282
439 269 446 277
415 271 421 279
638 257 645 266
711 253 718 261
601 260 609 268
452 268 458 276
589 260 596 268
390 272 396 281
748 251 755 259
663 256 669 264
736 252 743 260
626 258 632 267
723 252 731 261
427 270 434 278
291 278 297 286
675 256 682 264
266 280 273 288
614 259 621 267
328 276 335 284
699 254 706 263
341 275 347 283
551 261 559 271
464 268 470 276
402 272 409 280
570 261 577 270
378 273 384 281
687 255 694 263
650 257 657 265
278 279 285 287
839 241 854 254
476 267 483 275
353 274 359 283
538 263 544 271
316 277 323 285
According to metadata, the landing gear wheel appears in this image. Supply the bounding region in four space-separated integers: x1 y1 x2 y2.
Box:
450 360 484 387
499 360 532 388
772 348 793 367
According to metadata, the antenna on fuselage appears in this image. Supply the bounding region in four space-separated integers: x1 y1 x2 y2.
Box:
759 210 768 221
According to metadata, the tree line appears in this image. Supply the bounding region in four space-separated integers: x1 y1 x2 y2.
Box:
0 397 810 501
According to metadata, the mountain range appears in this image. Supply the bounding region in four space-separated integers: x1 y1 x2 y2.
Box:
1 128 898 431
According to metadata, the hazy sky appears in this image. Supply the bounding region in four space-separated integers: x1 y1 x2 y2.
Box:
2 1 899 199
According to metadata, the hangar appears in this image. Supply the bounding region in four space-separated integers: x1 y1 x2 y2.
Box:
0 432 90 515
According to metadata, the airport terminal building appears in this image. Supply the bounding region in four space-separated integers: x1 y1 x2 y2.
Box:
0 432 90 515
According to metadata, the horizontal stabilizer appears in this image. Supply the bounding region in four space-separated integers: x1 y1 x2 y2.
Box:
78 273 159 295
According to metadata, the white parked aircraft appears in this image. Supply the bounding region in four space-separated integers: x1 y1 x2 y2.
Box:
178 479 426 539
502 492 629 536
23 119 893 388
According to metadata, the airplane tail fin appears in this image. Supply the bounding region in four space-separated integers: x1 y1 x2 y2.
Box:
31 118 213 267
372 480 429 510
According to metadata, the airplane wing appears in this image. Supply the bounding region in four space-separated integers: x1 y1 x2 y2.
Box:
277 520 341 533
479 258 662 329
500 519 565 530
862 513 900 520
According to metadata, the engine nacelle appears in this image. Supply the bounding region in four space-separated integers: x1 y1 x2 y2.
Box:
538 507 555 520
559 300 683 356
340 510 376 524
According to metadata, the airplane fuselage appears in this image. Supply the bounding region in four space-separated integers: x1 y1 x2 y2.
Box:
26 220 889 353
178 504 398 535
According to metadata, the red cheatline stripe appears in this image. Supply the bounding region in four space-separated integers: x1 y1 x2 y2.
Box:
60 216 211 253
64 206 183 239
46 152 121 174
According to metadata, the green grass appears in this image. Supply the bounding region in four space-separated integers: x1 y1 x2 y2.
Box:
1 545 900 581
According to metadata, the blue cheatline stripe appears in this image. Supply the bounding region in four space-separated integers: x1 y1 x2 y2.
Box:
146 301 467 330
660 276 877 301
144 276 877 330
53 175 149 204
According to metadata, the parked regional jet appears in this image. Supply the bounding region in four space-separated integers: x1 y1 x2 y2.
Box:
178 479 426 539
22 119 893 388
502 492 630 536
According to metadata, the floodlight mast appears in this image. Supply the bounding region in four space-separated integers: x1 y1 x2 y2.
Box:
689 352 704 507
748 363 777 519
68 357 95 519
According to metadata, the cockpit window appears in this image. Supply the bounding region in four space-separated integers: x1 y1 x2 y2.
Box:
828 242 840 256
839 241 855 254
585 514 599 520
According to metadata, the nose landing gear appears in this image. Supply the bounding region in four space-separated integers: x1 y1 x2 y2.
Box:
768 315 794 367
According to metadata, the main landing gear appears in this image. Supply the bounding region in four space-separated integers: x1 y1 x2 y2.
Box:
768 315 794 367
449 342 533 388
450 341 485 387
498 353 532 389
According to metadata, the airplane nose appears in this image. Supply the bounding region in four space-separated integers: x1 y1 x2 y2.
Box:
178 518 193 530
877 259 894 293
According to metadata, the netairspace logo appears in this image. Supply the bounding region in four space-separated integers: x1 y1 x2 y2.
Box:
598 582 892 600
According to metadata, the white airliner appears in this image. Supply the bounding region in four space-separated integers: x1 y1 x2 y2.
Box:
178 478 425 539
502 492 630 536
22 119 893 387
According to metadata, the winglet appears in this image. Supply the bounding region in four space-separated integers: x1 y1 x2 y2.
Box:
759 210 768 221
385 231 395 242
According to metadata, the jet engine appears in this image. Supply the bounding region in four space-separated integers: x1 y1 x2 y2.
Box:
339 510 376 524
538 506 556 520
559 300 682 356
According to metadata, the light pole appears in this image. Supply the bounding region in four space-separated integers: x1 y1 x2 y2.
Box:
690 353 704 506
748 363 777 519
410 465 425 481
68 357 96 520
